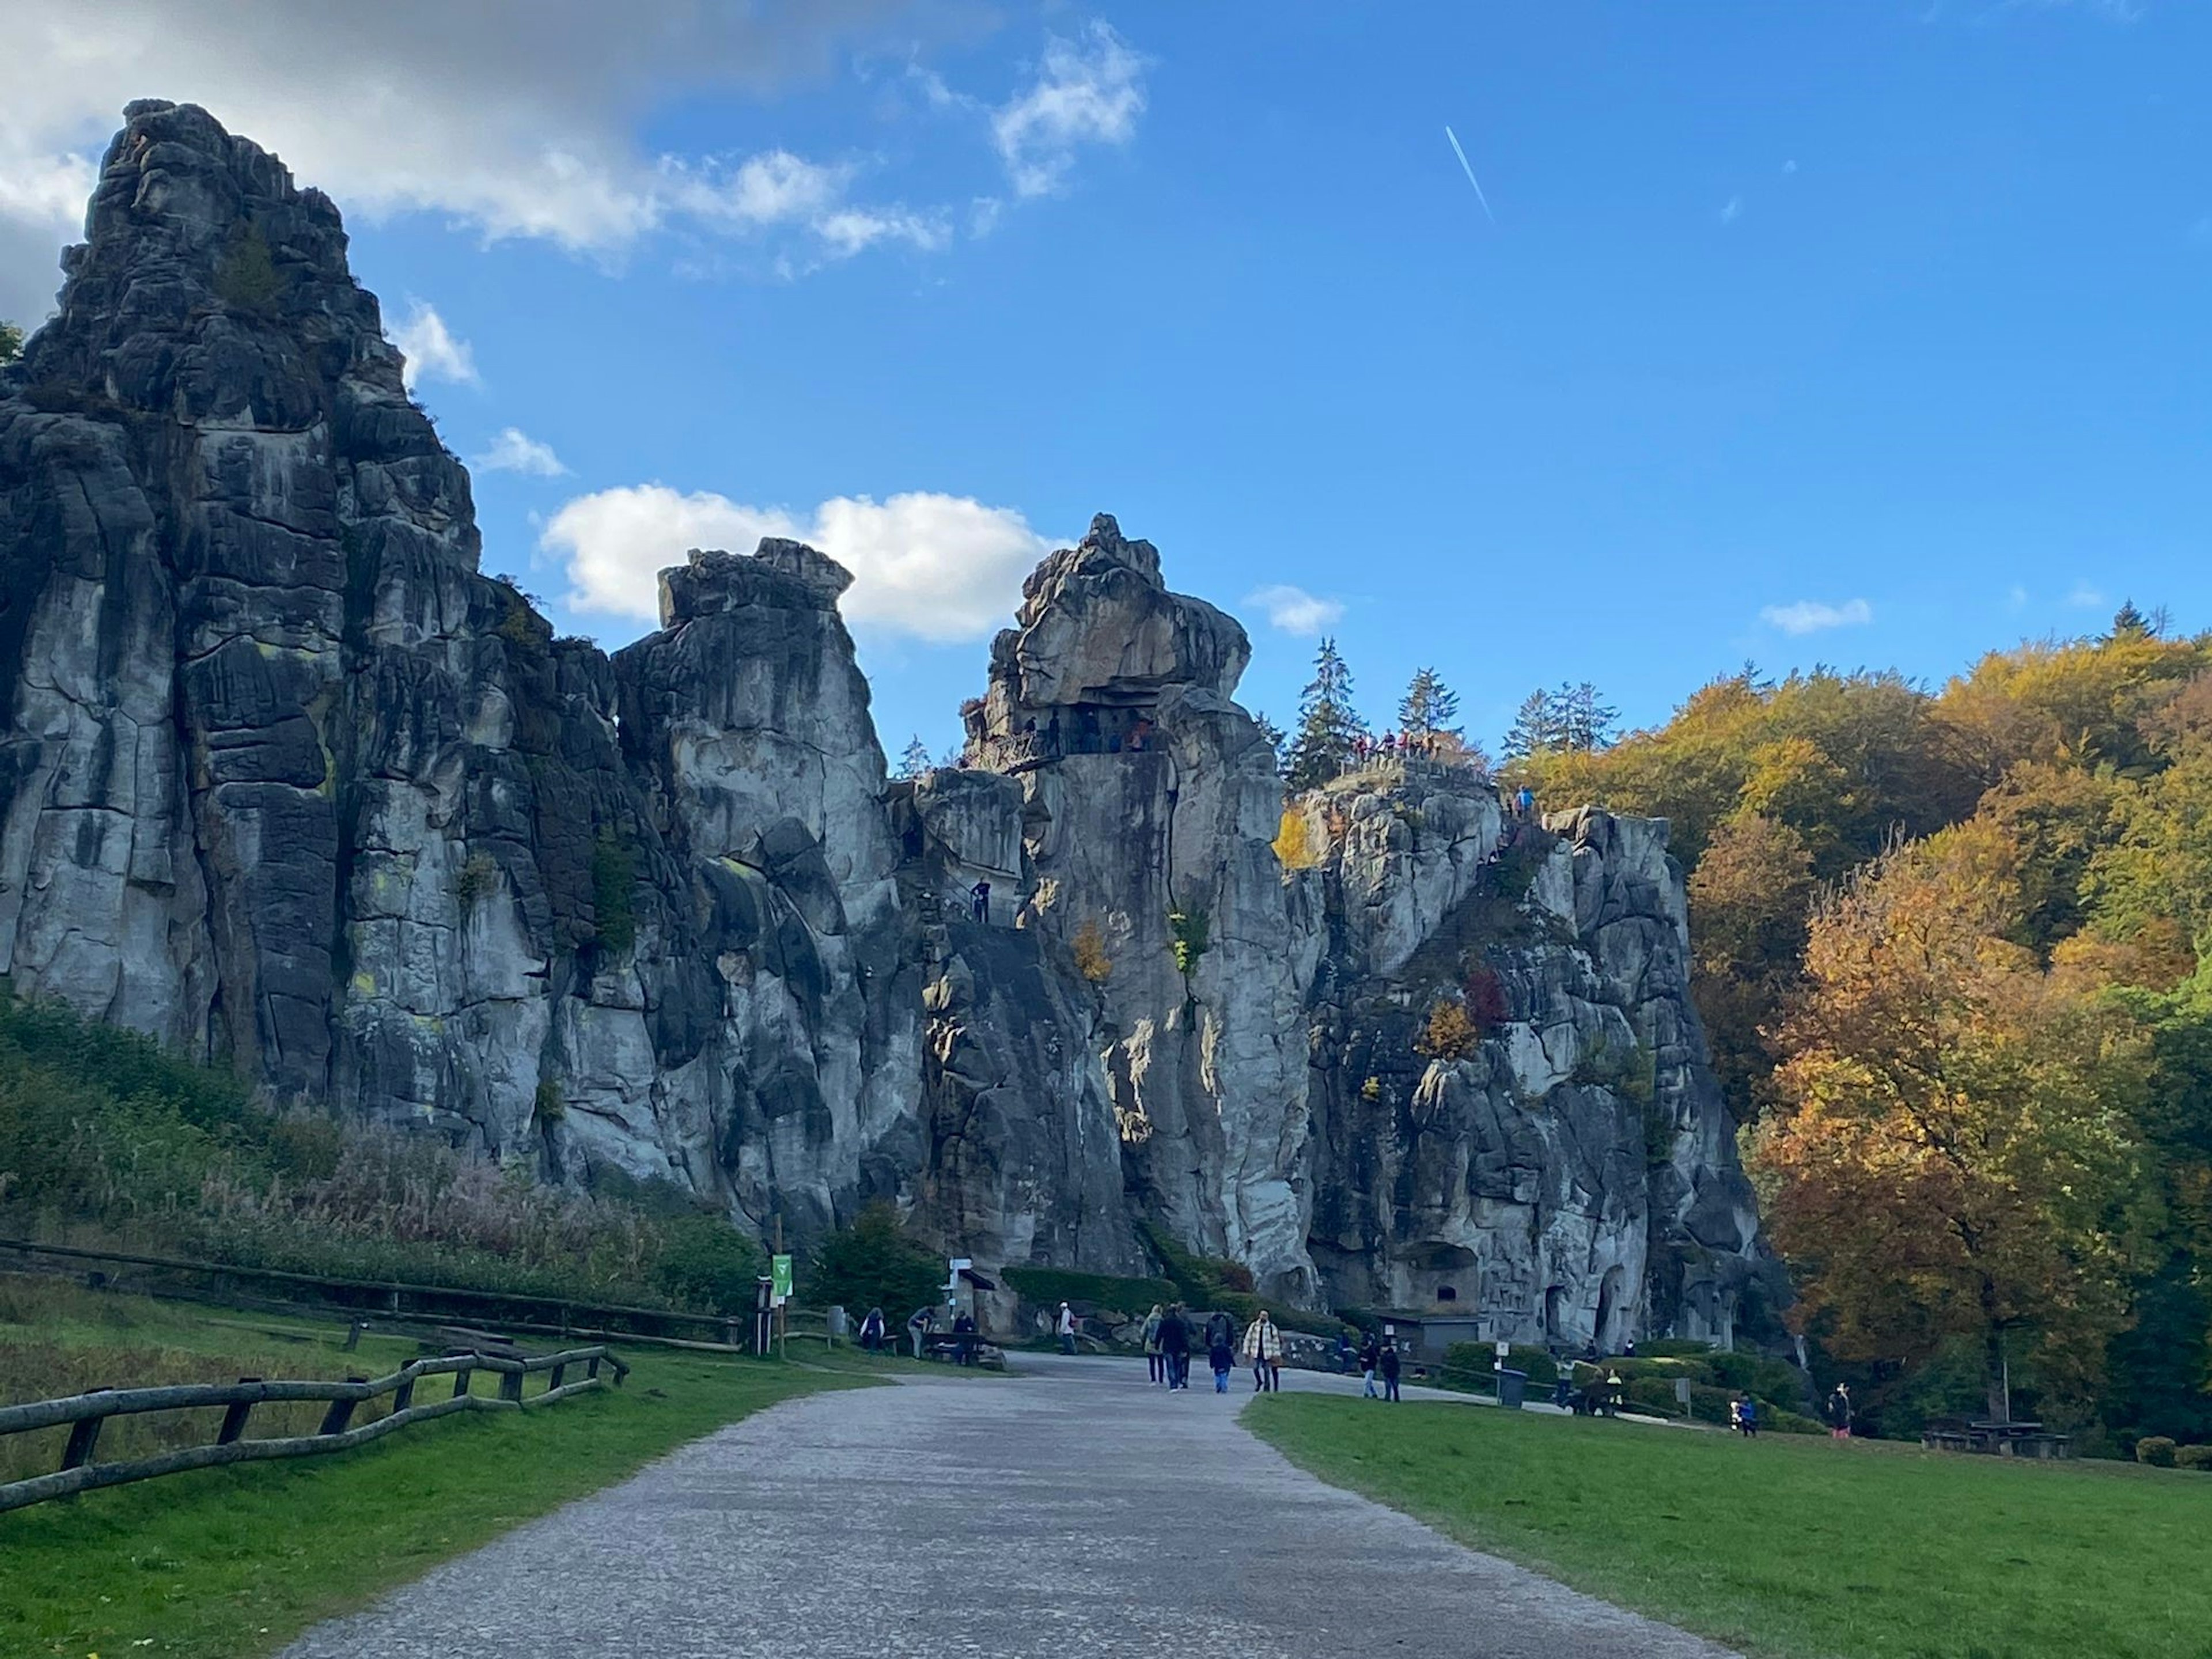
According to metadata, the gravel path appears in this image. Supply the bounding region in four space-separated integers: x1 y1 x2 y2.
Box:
283 1354 1736 1658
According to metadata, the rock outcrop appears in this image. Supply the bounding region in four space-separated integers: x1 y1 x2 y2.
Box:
0 103 1769 1344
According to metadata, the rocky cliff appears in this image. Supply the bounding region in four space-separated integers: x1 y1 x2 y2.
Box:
0 103 1766 1345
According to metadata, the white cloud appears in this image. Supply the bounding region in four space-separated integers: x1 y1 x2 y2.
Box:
1243 584 1345 637
476 427 567 477
541 484 1054 642
1719 195 1744 226
991 21 1147 198
1782 159 1799 176
0 1 968 313
1760 598 1872 635
389 301 479 391
2067 582 2107 608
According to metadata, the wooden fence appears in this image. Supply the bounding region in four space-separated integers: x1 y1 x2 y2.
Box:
0 1343 628 1514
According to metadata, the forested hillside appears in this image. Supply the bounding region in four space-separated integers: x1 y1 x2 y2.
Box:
1510 606 2212 1446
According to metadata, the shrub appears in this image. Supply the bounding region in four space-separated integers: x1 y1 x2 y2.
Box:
1416 998 1480 1061
213 225 281 313
1003 1267 1176 1320
1272 808 1325 870
590 831 639 955
1071 918 1113 982
1167 906 1210 974
2137 1436 2179 1467
805 1202 944 1319
532 1077 565 1126
453 851 500 912
1360 1075 1383 1101
2175 1444 2212 1471
0 320 21 365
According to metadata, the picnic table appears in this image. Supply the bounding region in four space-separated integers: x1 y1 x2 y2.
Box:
1921 1419 2073 1458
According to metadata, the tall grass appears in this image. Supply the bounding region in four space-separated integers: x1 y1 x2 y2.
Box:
0 993 759 1312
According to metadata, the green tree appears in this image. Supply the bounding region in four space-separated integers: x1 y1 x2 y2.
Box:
1252 711 1288 776
1285 638 1367 789
0 320 22 365
895 735 931 779
804 1202 945 1317
1399 667 1462 743
1555 681 1619 751
1502 688 1559 761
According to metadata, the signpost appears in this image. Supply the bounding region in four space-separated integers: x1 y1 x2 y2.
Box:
1674 1375 1692 1419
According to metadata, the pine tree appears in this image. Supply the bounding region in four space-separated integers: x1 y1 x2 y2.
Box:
1285 638 1368 790
1252 712 1289 776
2111 600 2153 641
895 735 933 779
1555 681 1619 752
1502 688 1558 760
1399 668 1463 743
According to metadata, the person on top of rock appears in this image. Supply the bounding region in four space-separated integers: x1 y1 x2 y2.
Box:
1143 1304 1166 1385
970 879 991 923
1378 1336 1403 1403
1825 1382 1853 1441
1160 1303 1191 1390
1516 784 1535 817
1359 1330 1382 1399
1242 1310 1283 1392
1056 1300 1077 1355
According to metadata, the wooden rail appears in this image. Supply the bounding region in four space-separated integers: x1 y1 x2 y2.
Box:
0 1344 628 1514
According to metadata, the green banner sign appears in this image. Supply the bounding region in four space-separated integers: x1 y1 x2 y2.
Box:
770 1254 793 1306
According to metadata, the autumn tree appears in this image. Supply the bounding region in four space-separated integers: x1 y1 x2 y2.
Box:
1285 638 1367 790
1752 823 2149 1418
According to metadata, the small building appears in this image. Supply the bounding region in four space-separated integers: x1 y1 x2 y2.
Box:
1372 1310 1493 1360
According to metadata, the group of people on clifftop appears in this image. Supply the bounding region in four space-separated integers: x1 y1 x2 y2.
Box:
1125 1304 1287 1393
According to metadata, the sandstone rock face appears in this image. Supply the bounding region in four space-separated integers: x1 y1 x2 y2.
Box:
0 104 1769 1341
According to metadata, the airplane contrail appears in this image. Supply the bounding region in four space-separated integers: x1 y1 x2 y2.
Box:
1443 125 1495 224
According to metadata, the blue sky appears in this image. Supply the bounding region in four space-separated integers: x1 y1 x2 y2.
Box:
6 1 2208 757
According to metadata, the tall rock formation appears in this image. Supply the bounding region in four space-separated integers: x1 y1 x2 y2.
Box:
0 103 1770 1344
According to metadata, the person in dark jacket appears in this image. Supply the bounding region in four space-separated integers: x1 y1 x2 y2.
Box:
858 1307 886 1351
1825 1383 1854 1441
1209 1325 1236 1393
1359 1332 1382 1399
1378 1338 1403 1403
1159 1304 1191 1391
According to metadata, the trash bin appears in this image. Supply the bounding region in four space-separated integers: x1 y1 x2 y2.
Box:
1496 1367 1528 1410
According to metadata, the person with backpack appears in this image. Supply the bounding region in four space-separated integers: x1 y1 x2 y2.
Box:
1825 1383 1853 1441
1242 1310 1284 1391
1358 1331 1382 1399
1142 1304 1165 1385
1160 1304 1191 1390
857 1306 886 1351
1378 1336 1403 1403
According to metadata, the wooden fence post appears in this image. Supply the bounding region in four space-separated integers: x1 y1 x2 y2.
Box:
452 1365 472 1399
548 1362 566 1391
499 1367 524 1404
216 1378 259 1445
59 1394 110 1471
391 1376 415 1414
318 1379 366 1437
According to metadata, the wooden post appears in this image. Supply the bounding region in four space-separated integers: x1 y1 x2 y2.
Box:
452 1365 472 1399
548 1362 566 1392
499 1366 524 1404
343 1321 365 1353
391 1376 415 1414
773 1214 787 1362
319 1380 366 1437
59 1396 109 1471
216 1378 260 1445
587 1353 601 1381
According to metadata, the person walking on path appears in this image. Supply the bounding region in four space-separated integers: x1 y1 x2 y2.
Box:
1825 1383 1853 1441
858 1306 886 1352
1243 1310 1283 1392
1378 1337 1402 1403
1359 1331 1382 1399
1160 1304 1191 1391
1209 1323 1236 1393
1738 1396 1759 1438
1143 1304 1165 1385
1056 1301 1077 1355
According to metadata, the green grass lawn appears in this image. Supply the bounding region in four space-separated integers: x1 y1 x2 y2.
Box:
0 1282 888 1658
1249 1395 2212 1659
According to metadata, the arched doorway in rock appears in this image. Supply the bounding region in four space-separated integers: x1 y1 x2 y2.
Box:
1594 1265 1628 1353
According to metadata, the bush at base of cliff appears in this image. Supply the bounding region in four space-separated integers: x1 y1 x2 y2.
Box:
804 1202 945 1319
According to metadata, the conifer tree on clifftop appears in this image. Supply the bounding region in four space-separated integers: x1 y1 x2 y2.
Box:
1503 681 1618 759
1286 638 1367 789
895 735 931 779
1399 667 1462 744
